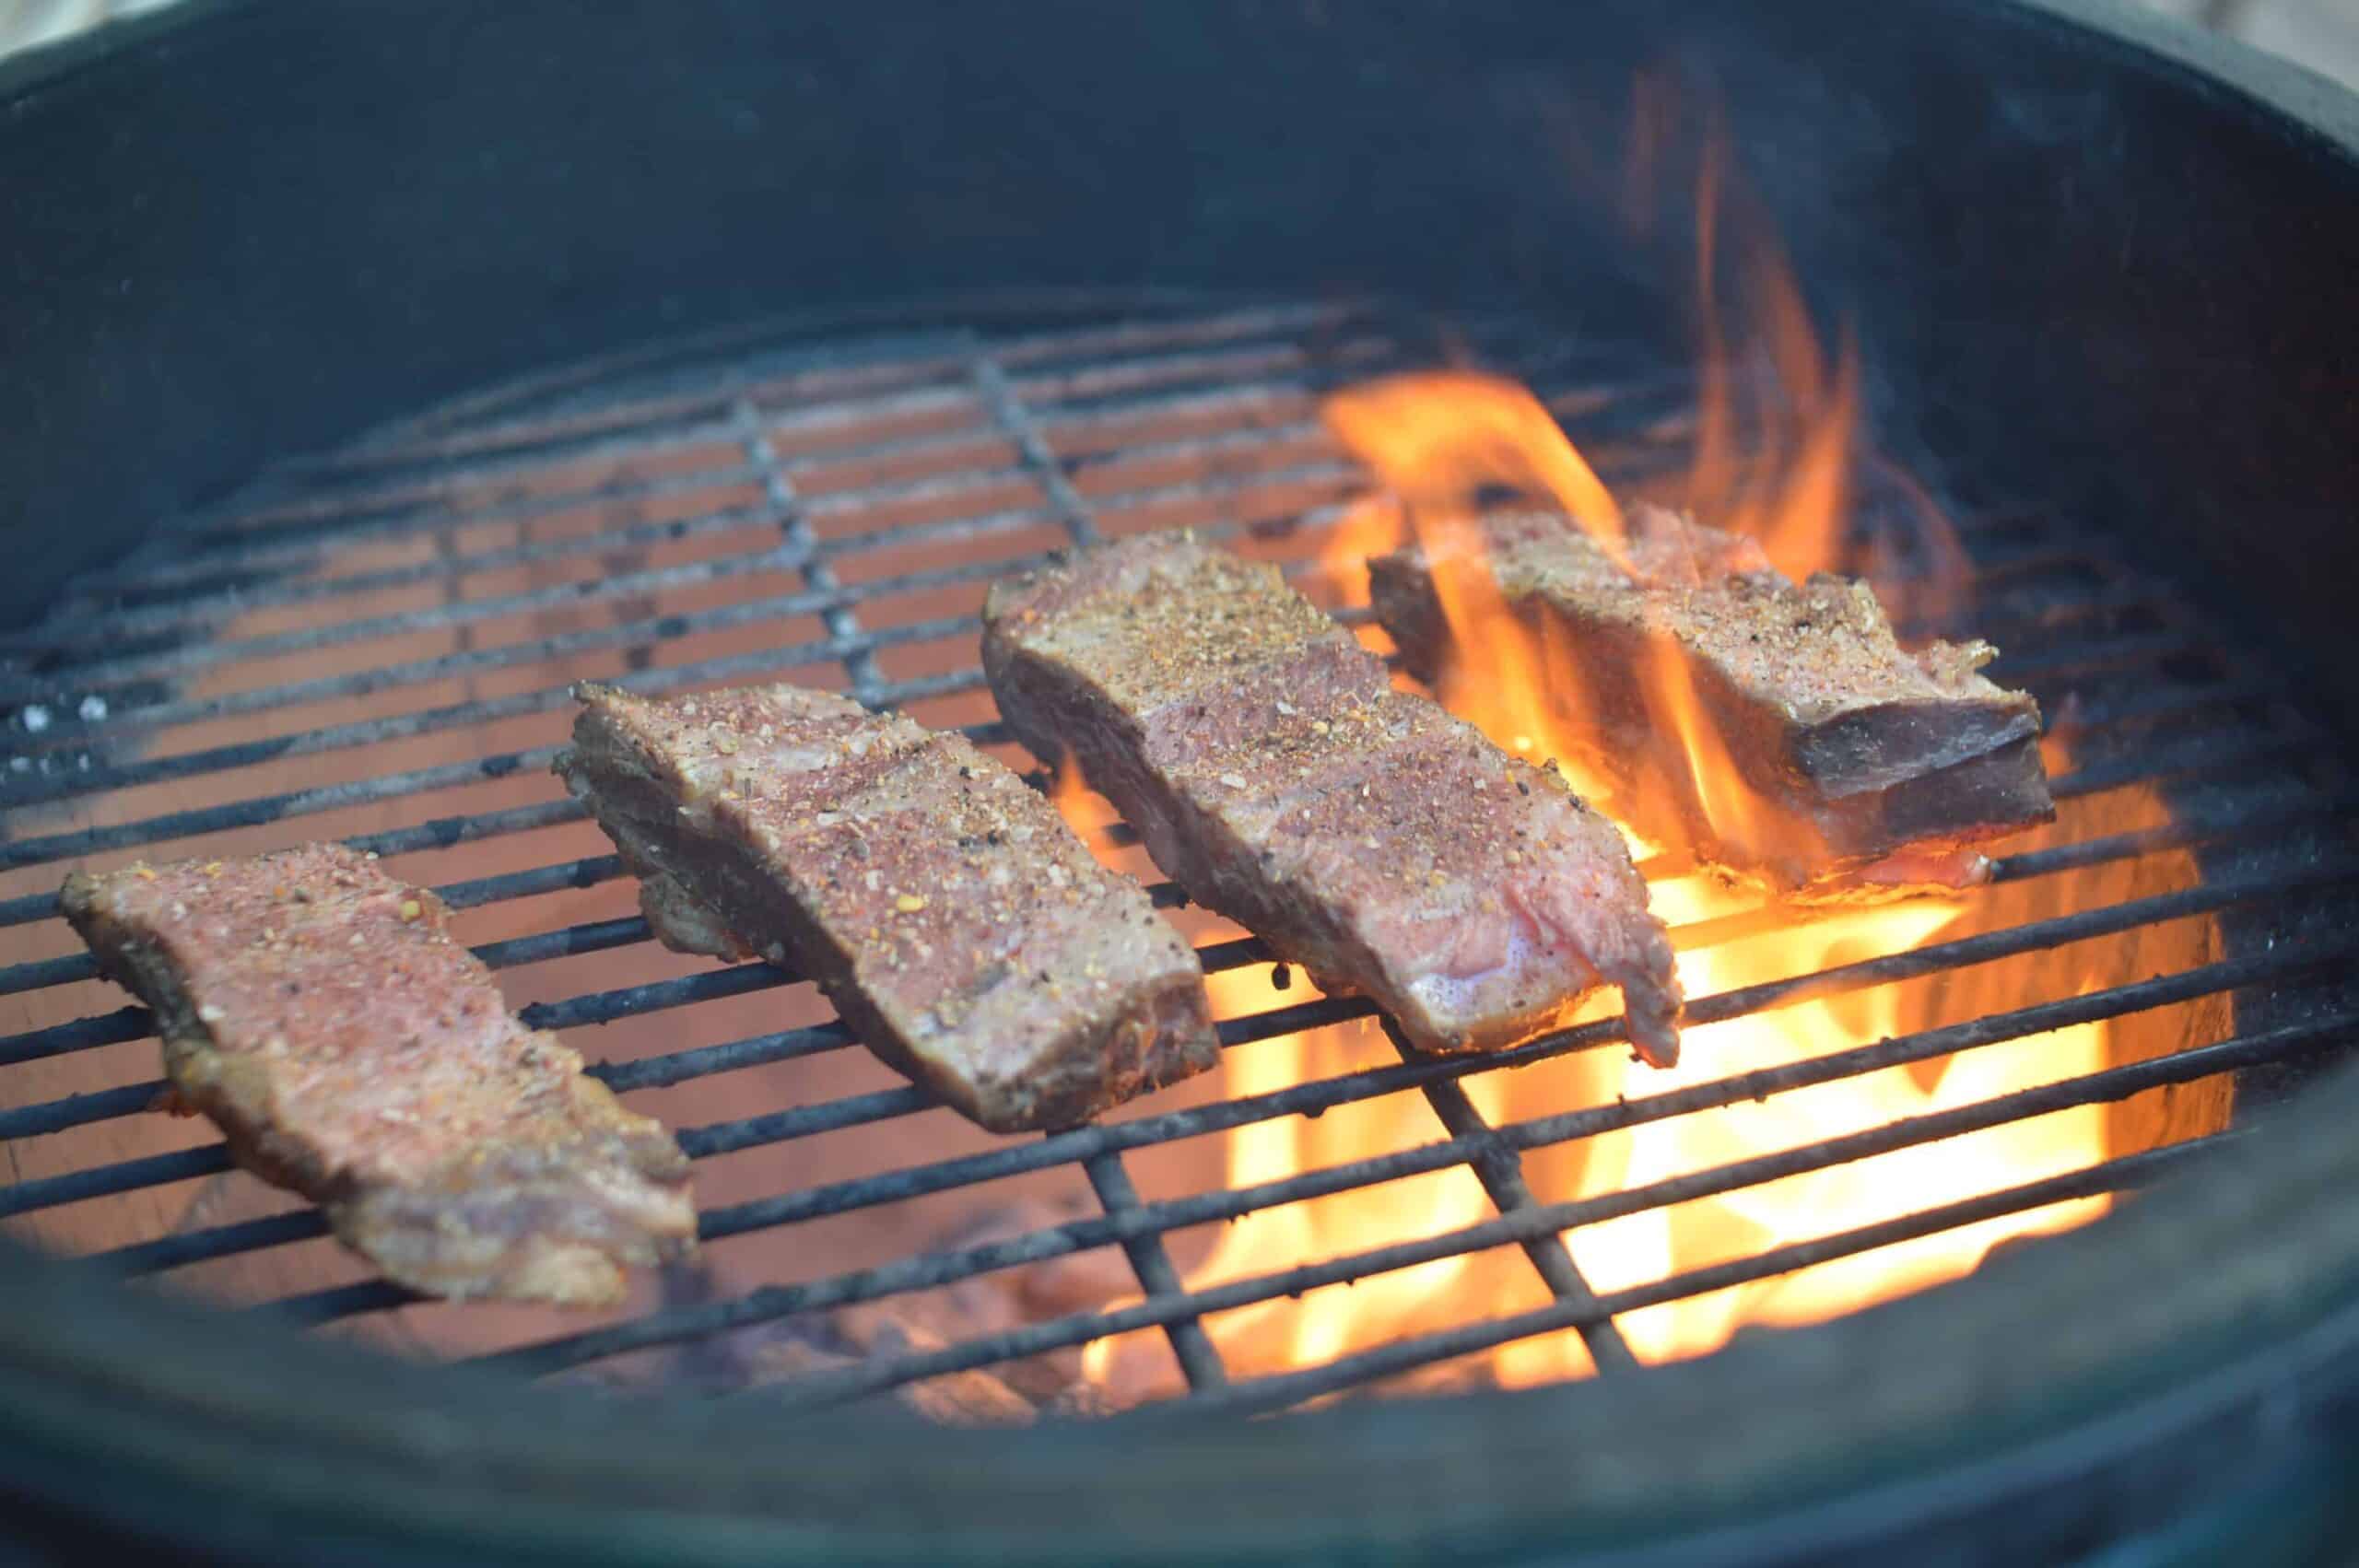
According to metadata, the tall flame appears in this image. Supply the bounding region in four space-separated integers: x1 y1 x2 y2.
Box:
1315 356 2108 1377
1683 139 1863 583
1322 367 1800 872
1078 204 2118 1398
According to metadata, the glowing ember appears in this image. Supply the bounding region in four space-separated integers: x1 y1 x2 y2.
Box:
1520 873 2108 1375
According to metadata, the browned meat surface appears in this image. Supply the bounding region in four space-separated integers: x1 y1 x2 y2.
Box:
555 683 1218 1132
59 844 696 1306
981 532 1681 1066
1370 507 2056 895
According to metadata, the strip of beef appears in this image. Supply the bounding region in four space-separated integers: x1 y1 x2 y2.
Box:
59 844 696 1306
981 532 1681 1066
1370 506 2056 896
555 683 1218 1132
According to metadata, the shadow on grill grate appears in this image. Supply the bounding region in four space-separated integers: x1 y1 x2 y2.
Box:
2 294 2353 1421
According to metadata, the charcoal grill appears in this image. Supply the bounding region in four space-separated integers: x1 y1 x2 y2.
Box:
5 1 2359 1562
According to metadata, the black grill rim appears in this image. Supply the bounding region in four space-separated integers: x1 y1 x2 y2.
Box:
7 1059 2359 1566
6 0 2359 1562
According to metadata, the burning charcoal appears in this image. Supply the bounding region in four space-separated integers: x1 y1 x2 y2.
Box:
1039 1383 1122 1420
60 845 697 1306
555 683 1219 1132
653 1261 1039 1426
983 532 1682 1065
1369 507 2055 896
827 1313 1039 1428
1359 1355 1504 1401
839 1195 1136 1404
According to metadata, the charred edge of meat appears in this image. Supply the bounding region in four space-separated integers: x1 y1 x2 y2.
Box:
1368 508 2056 897
554 682 1220 1133
980 532 1682 1066
59 845 696 1307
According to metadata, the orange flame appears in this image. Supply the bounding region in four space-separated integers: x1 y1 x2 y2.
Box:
1309 357 2111 1377
1081 161 2117 1398
1321 374 1628 566
1321 369 1797 871
1684 158 1861 580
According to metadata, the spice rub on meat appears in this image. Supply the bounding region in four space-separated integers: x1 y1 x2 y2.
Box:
555 683 1218 1132
981 532 1682 1067
1370 507 2057 897
59 844 696 1306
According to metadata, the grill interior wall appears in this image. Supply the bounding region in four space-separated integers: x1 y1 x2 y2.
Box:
0 298 2329 1412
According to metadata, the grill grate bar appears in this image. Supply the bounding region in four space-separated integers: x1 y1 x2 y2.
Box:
0 797 618 936
52 462 772 608
1991 785 2351 880
13 561 2154 818
0 1079 169 1144
2049 726 2327 802
0 744 557 877
0 603 2284 881
0 1144 239 1221
978 350 1226 1387
2 465 1367 808
4 802 2341 1169
0 646 2285 936
676 1087 932 1163
30 355 1311 619
2 757 2325 1094
1184 1133 2235 1420
46 326 1400 617
0 495 2105 746
0 649 1026 872
289 905 2340 1358
465 937 2345 1380
741 395 882 698
6 464 1352 766
6 346 2026 710
975 356 1103 550
1383 1017 1641 1377
290 300 1364 476
220 332 975 497
15 495 769 658
1985 628 2206 686
0 952 101 997
0 414 1341 700
759 1009 2353 1415
144 932 2343 1339
97 1027 871 1273
71 1021 866 1198
2040 674 2277 739
4 764 2298 1005
161 320 1374 544
1083 1150 1230 1392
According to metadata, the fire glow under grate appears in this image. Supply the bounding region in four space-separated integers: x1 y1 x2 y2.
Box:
2 294 2354 1422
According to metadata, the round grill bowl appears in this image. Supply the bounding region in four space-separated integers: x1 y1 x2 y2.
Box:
4 2 2357 1562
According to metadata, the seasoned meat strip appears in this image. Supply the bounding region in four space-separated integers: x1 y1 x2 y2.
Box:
59 844 696 1306
1369 506 2056 895
555 683 1218 1132
981 532 1682 1066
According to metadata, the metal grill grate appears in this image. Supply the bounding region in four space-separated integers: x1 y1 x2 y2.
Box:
3 293 2353 1418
